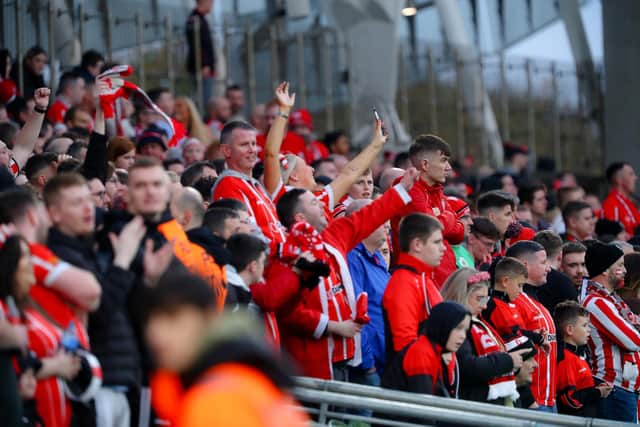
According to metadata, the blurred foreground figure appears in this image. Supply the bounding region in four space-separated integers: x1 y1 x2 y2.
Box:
147 271 309 427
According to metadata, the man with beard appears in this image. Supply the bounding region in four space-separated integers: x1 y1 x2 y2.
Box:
582 242 640 422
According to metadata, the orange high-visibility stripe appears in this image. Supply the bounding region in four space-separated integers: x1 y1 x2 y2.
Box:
157 220 227 311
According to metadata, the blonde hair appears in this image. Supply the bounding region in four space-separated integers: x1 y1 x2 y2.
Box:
440 268 489 308
176 97 213 144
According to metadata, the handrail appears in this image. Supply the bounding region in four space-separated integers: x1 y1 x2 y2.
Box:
295 388 536 427
294 377 634 427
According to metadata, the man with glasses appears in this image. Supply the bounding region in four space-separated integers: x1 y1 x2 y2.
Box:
467 217 500 269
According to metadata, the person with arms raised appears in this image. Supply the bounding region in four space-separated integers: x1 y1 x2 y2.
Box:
274 167 417 380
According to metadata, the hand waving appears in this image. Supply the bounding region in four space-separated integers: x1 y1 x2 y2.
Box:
33 88 51 110
275 81 296 112
143 239 174 286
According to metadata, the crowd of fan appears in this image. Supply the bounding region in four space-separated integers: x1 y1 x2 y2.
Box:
1 42 640 427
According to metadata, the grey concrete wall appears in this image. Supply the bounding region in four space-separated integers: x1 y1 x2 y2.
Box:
602 0 640 172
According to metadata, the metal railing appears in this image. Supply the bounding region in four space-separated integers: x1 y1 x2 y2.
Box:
1 1 601 175
293 377 633 427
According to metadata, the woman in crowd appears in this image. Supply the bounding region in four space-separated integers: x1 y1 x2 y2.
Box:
0 234 82 427
10 46 47 100
107 136 136 170
175 96 214 145
441 268 525 406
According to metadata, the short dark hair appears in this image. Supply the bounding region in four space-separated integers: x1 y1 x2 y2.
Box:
67 141 88 160
494 257 528 283
56 158 82 174
311 158 334 171
225 84 243 94
42 173 88 206
606 162 629 184
556 186 583 209
203 208 239 236
226 233 267 272
181 160 217 187
0 188 39 223
192 176 217 200
80 50 104 69
562 241 587 257
476 190 515 215
518 183 546 205
533 230 563 260
554 300 588 340
393 151 410 169
323 130 346 149
409 134 452 167
505 240 546 260
23 152 57 182
57 71 82 95
470 216 500 240
209 198 248 213
0 121 19 148
398 213 443 252
219 121 256 146
63 106 87 125
145 270 217 317
147 87 171 104
562 201 592 225
276 188 306 229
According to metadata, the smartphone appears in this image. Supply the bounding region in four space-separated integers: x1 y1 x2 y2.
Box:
372 107 387 137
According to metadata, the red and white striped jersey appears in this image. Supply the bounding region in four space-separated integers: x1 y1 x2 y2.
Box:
582 280 640 391
514 291 557 407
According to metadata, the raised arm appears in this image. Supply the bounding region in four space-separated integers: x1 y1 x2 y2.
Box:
328 120 387 206
82 91 108 183
12 88 51 169
263 82 295 196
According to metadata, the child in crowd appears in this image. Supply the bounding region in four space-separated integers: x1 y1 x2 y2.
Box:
555 301 613 417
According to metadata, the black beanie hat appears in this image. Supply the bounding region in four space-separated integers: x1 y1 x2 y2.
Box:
425 302 470 349
585 241 624 279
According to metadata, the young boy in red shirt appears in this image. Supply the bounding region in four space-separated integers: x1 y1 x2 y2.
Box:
483 257 529 341
555 301 612 417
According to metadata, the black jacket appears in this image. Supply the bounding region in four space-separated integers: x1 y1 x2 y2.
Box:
47 227 142 388
457 326 514 404
186 226 231 266
185 9 215 74
536 268 578 314
96 209 188 382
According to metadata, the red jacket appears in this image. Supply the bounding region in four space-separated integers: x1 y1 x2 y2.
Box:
514 290 557 407
382 252 443 354
278 184 412 379
402 336 443 394
602 188 640 236
46 98 69 125
482 290 526 341
391 178 464 287
211 170 287 252
556 343 600 417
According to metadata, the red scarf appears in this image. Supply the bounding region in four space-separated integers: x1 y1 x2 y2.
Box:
280 221 328 263
470 318 519 401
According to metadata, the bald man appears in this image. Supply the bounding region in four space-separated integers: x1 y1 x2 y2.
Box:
171 187 205 232
379 167 406 192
